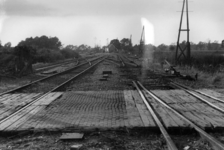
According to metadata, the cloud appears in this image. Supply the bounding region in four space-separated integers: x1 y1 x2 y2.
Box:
2 0 54 16
36 0 158 17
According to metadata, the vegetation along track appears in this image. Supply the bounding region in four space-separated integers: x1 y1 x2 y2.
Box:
34 58 78 73
0 55 104 95
133 81 224 150
34 54 97 73
118 55 172 87
0 56 106 124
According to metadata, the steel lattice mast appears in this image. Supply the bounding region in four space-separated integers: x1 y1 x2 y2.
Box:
175 0 191 64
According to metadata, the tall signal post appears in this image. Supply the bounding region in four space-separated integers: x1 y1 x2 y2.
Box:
175 0 191 64
130 35 132 47
140 26 145 55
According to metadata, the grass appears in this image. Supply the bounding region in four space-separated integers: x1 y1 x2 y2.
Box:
211 73 223 84
152 62 224 89
175 66 224 89
150 49 224 89
153 50 224 68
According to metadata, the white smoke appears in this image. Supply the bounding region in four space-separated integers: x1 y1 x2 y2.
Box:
141 18 155 45
140 18 155 80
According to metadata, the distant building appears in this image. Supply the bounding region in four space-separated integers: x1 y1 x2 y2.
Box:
124 41 131 46
105 47 109 53
108 44 118 53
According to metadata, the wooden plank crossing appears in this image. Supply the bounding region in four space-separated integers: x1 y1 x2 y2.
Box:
152 90 224 128
123 90 144 127
0 94 22 103
130 90 156 127
0 93 42 120
143 90 190 128
5 92 63 131
0 92 63 131
0 89 224 131
197 89 224 100
16 91 130 130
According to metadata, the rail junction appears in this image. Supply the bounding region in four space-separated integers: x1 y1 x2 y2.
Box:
0 53 224 149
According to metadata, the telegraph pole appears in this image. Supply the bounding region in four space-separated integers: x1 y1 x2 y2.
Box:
175 0 191 64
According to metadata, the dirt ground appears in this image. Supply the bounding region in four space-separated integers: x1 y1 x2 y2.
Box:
0 129 220 150
67 62 133 91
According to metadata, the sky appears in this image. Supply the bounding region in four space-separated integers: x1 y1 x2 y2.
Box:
0 0 223 47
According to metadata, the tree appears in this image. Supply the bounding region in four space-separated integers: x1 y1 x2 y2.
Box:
169 44 176 52
120 38 132 53
120 38 131 47
207 40 212 50
14 45 36 76
4 42 11 48
18 36 62 50
65 45 78 51
157 44 168 51
61 47 80 58
210 40 220 50
110 39 121 50
197 41 207 50
76 44 90 52
91 46 102 53
190 42 197 51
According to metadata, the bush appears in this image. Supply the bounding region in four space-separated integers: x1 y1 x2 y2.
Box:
61 48 80 59
35 48 80 63
36 48 64 63
152 50 224 72
212 75 222 84
0 53 15 70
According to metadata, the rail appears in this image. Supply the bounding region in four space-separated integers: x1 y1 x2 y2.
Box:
121 55 139 67
170 82 224 114
0 56 103 96
133 81 178 150
136 81 224 150
0 57 107 130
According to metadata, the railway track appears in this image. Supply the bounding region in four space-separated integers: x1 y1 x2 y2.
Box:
118 55 224 149
135 69 224 115
0 56 107 128
103 54 123 67
133 81 224 150
1 53 224 149
119 54 139 67
0 55 104 95
34 58 78 73
34 54 97 73
35 56 97 76
171 82 224 115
